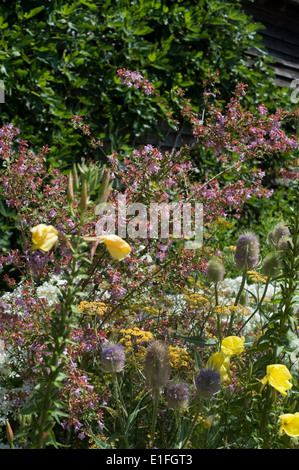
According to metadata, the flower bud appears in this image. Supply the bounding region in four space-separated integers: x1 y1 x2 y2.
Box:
102 235 131 260
268 223 290 246
166 382 189 410
277 236 293 255
144 340 170 390
261 252 280 278
234 231 259 270
204 415 216 429
206 257 225 283
101 344 125 372
78 181 88 213
67 172 74 204
72 164 80 192
239 290 248 306
6 421 14 443
195 368 221 399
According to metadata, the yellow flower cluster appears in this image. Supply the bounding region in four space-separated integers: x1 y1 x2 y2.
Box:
247 271 268 284
214 304 251 318
214 217 233 229
214 305 230 316
78 301 107 316
184 292 210 310
119 327 154 352
169 345 193 370
143 306 160 316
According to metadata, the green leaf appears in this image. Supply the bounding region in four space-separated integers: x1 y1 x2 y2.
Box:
175 417 188 449
24 7 44 20
178 335 218 348
88 429 114 449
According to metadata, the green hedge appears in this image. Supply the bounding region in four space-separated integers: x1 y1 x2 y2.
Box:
0 0 290 166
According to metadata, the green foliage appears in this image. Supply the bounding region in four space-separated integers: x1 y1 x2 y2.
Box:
0 0 290 167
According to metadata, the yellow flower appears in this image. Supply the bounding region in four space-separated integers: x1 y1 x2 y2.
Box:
204 415 218 429
30 224 58 252
247 270 267 284
169 346 192 369
119 327 153 349
78 301 106 316
207 351 230 382
102 235 131 260
260 364 293 396
221 336 245 357
279 413 299 438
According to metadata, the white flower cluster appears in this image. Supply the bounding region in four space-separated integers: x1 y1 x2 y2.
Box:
36 275 67 306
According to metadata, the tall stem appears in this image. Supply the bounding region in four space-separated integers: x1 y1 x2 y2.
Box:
150 388 160 448
227 264 247 335
28 214 86 448
112 371 129 449
237 277 270 335
214 282 222 344
181 401 201 449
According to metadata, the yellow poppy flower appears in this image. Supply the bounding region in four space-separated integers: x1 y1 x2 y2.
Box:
207 351 230 382
279 413 299 438
221 336 245 357
30 224 58 252
101 234 131 260
260 364 293 396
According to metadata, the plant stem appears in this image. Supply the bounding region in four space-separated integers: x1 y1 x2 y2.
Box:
174 410 182 449
112 371 129 449
28 213 86 448
181 401 201 449
214 282 222 344
227 263 247 335
150 388 160 448
237 277 270 335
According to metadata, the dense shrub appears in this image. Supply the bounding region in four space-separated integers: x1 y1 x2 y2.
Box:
0 0 288 165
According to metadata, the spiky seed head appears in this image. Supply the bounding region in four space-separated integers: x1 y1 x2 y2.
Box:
206 257 225 283
234 231 259 270
101 344 125 373
166 382 190 410
261 252 280 278
195 368 221 399
268 223 290 246
143 340 170 390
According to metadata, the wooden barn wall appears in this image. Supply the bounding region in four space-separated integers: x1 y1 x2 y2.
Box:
242 0 299 88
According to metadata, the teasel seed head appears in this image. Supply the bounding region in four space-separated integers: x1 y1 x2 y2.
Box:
166 382 190 410
101 344 126 373
277 236 294 255
268 223 290 247
143 340 170 390
195 368 221 399
206 257 225 283
261 251 280 278
234 231 259 270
